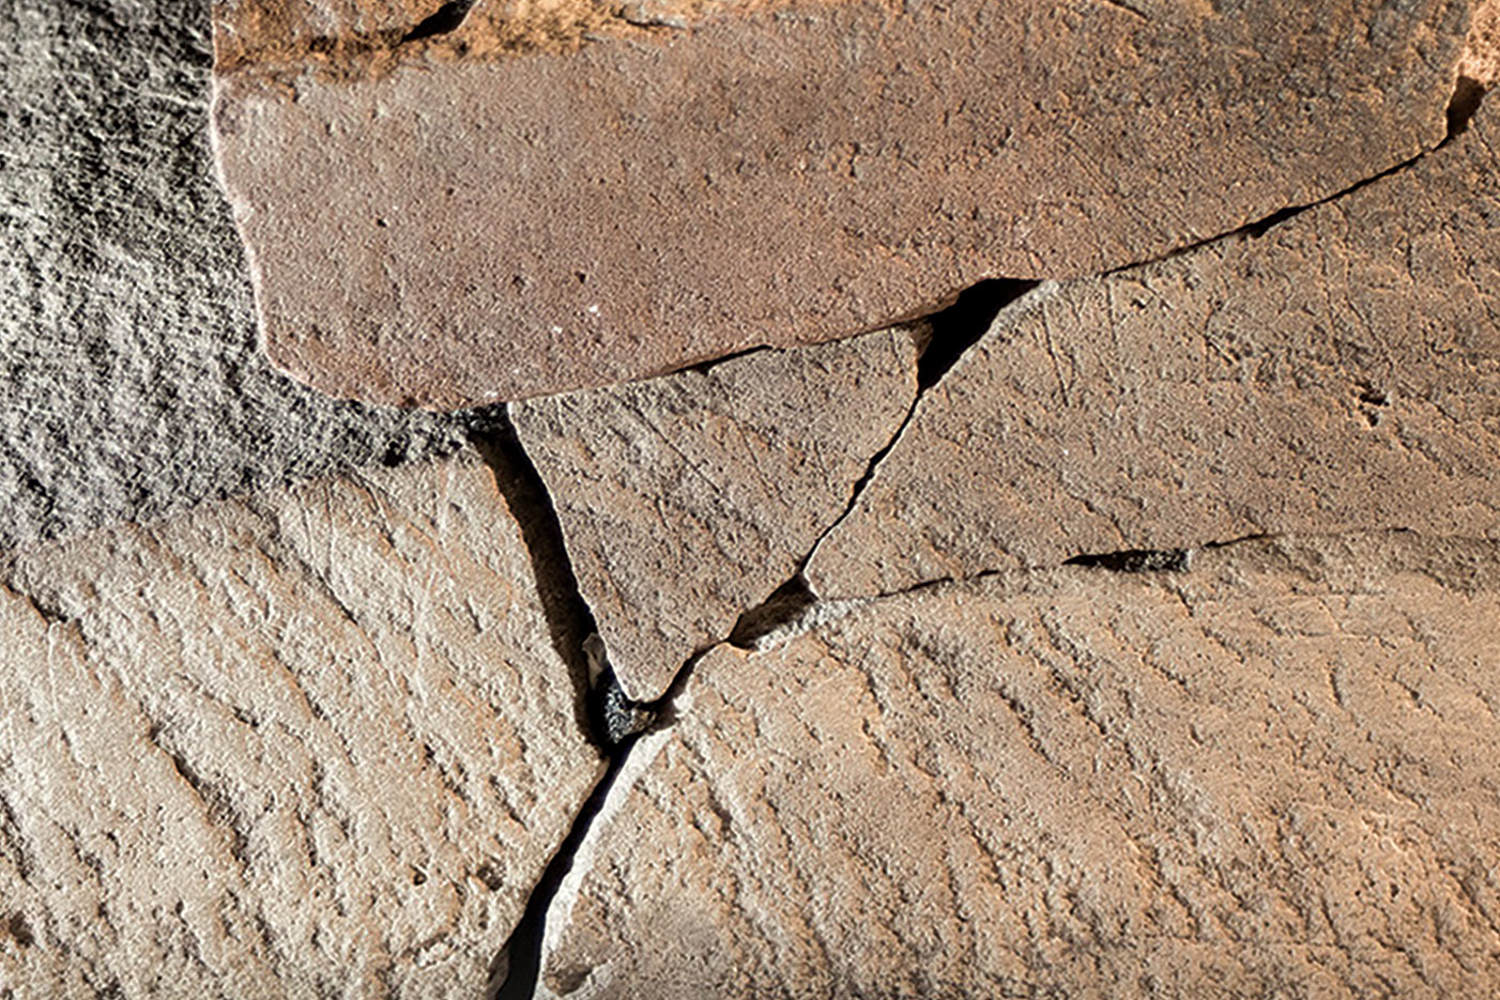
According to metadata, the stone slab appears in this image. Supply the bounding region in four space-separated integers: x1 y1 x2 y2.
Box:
512 327 918 702
0 452 601 998
539 533 1500 998
807 102 1500 600
211 0 1469 406
0 0 462 556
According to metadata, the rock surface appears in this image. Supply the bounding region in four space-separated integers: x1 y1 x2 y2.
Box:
539 533 1500 999
0 0 461 555
0 452 601 998
211 0 1469 406
512 328 918 702
806 102 1500 600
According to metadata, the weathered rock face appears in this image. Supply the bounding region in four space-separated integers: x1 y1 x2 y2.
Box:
1461 0 1500 82
806 102 1500 600
538 533 1500 999
0 0 462 555
211 0 1469 407
512 327 918 701
0 452 601 998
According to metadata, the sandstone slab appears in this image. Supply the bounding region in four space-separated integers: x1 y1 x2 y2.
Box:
539 533 1500 998
0 452 601 998
512 327 917 702
807 102 1500 600
0 0 463 555
211 0 1469 406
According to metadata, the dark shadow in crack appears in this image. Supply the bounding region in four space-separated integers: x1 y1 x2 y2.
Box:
1065 547 1193 573
468 406 598 740
488 736 633 1000
489 649 698 999
403 0 476 43
1448 75 1487 138
917 278 1038 388
727 576 818 648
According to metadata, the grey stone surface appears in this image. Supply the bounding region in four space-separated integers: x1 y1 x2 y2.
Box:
0 0 463 555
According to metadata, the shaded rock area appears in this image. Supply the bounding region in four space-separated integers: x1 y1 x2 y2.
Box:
0 0 463 555
0 452 601 998
5 1 1500 997
807 101 1500 600
537 533 1500 999
212 0 1468 406
513 327 919 702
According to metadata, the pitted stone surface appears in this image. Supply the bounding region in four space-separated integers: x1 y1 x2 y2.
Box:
807 103 1500 600
513 327 917 702
538 534 1500 999
212 0 1469 406
0 452 601 998
0 0 461 555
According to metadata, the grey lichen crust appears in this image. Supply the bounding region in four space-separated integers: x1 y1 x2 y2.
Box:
0 0 463 554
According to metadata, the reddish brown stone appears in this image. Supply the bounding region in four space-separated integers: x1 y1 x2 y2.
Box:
211 0 1470 406
806 102 1500 600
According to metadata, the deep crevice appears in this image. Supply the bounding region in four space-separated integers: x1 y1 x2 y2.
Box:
467 407 600 742
917 278 1038 388
1447 75 1487 139
402 0 476 43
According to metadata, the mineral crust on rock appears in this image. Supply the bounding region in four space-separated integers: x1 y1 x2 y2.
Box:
807 102 1500 600
211 0 1470 406
512 327 918 701
0 452 601 998
538 533 1500 999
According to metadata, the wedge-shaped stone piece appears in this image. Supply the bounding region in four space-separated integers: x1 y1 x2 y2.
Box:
513 327 917 701
211 0 1469 406
807 104 1500 600
0 452 601 998
539 534 1500 998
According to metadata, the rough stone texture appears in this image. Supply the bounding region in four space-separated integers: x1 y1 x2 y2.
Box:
0 452 601 998
212 0 1469 407
806 102 1500 601
512 327 918 701
538 533 1500 999
0 0 462 556
1461 0 1500 82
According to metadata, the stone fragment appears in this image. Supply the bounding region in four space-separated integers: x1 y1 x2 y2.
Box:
0 452 601 997
538 533 1500 999
513 327 917 702
806 103 1500 600
0 0 463 554
211 0 1470 406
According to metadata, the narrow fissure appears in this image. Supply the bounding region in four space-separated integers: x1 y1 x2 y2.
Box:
727 576 819 648
794 277 1039 586
489 647 698 1000
471 406 688 998
488 735 631 1000
1064 547 1192 573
